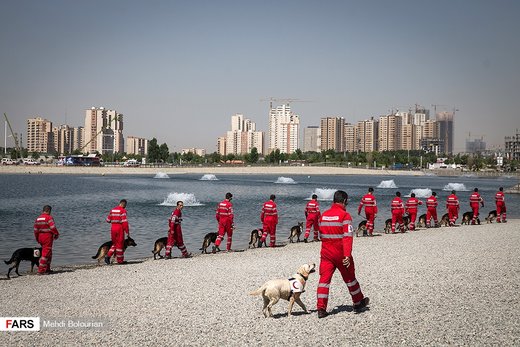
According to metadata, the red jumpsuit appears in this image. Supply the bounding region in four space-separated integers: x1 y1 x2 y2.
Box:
405 197 422 231
317 203 365 311
304 199 320 240
426 195 438 227
495 191 506 222
106 205 129 264
358 194 377 236
469 192 484 225
260 200 278 247
33 213 59 274
166 208 189 258
391 197 405 233
446 194 460 226
215 199 234 251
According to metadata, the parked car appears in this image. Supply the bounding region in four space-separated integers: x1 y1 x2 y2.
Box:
1 158 16 165
123 159 140 167
23 158 40 165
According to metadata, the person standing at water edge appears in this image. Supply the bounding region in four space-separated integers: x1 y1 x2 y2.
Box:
391 192 405 233
260 194 278 247
316 190 369 318
446 191 460 226
105 199 129 264
358 187 377 236
405 193 423 231
214 192 234 252
426 192 439 227
34 205 59 274
469 188 484 225
304 194 321 242
165 201 191 259
495 187 507 223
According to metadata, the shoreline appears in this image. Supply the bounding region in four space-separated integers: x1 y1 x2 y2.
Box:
1 220 519 345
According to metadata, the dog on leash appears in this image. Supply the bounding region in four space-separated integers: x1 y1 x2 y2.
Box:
485 210 498 223
288 222 304 243
92 237 137 265
249 229 266 248
461 211 480 225
200 232 217 254
4 247 42 279
356 220 368 237
416 214 427 228
250 263 316 318
384 215 410 233
439 213 450 227
152 237 167 259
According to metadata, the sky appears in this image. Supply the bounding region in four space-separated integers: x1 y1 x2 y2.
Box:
1 0 519 154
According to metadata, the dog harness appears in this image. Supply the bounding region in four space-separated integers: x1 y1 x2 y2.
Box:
287 273 306 298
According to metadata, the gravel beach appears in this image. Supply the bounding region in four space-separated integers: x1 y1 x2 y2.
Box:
1 220 519 346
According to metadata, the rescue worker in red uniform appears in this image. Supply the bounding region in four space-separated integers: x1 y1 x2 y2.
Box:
105 199 129 264
405 193 423 231
316 190 369 318
33 205 59 274
391 192 406 233
165 201 191 259
426 192 439 228
357 187 378 236
304 194 320 242
469 188 484 225
214 192 234 252
446 190 460 226
495 187 507 223
260 194 278 247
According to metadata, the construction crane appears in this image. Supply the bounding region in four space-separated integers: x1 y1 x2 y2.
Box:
79 114 121 153
430 104 447 116
259 97 311 109
3 113 21 160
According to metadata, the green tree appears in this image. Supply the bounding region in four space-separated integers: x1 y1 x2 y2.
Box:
159 143 169 162
247 147 259 164
148 138 160 162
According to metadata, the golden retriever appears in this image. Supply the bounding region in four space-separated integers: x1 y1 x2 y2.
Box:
250 263 315 317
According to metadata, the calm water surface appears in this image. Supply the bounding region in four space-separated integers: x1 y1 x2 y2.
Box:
0 172 518 268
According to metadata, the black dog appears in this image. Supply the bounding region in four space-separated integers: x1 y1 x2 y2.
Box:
356 220 368 237
4 247 42 279
289 222 304 243
461 211 480 225
92 237 137 265
485 210 498 223
200 232 218 254
384 215 410 233
249 229 266 248
152 237 168 259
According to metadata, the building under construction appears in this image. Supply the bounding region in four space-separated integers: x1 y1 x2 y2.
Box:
505 129 520 161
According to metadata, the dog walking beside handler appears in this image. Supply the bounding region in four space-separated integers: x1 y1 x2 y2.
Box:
446 190 460 226
260 194 278 247
357 187 377 236
34 205 59 274
469 188 484 225
214 192 234 252
105 199 129 264
317 190 369 318
304 194 321 242
495 187 507 223
165 201 191 259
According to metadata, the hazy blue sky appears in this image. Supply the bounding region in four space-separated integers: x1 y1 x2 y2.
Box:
1 0 519 153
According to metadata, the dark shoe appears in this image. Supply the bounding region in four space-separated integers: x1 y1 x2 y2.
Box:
313 238 321 242
104 256 111 265
117 261 128 265
183 253 192 258
317 309 328 318
304 238 308 243
46 269 54 274
353 297 370 312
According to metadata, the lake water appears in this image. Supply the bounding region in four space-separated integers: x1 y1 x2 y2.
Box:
0 172 518 268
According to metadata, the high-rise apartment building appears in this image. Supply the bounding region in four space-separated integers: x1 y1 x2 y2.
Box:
268 104 300 154
504 130 520 161
344 123 356 152
222 113 264 156
84 107 124 154
52 124 72 155
217 136 226 155
303 126 320 152
126 136 148 156
71 127 84 152
436 111 455 155
356 118 378 152
27 117 53 153
378 115 401 151
320 117 345 152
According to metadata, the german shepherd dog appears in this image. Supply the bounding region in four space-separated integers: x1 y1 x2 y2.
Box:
92 237 137 265
200 232 218 254
416 214 427 228
152 237 168 259
4 247 42 279
356 220 368 237
461 211 480 225
485 210 498 223
249 229 266 248
384 215 410 233
440 213 450 227
288 222 304 243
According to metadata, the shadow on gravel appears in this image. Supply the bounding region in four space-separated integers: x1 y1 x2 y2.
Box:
272 311 312 319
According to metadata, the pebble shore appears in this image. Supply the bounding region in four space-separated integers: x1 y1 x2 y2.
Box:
1 220 519 346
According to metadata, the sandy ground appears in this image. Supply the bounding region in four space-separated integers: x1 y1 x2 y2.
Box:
0 164 424 176
1 220 519 346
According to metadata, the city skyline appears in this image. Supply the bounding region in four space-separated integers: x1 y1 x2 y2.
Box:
1 1 519 153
